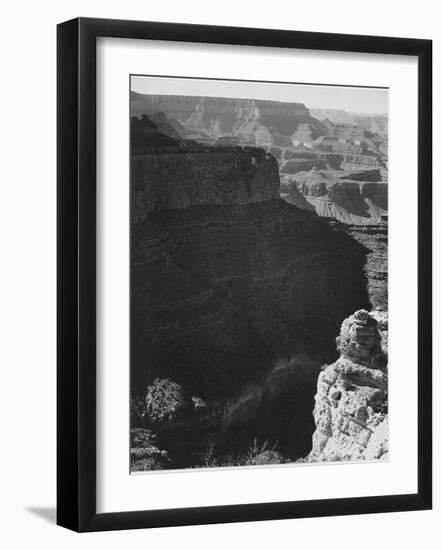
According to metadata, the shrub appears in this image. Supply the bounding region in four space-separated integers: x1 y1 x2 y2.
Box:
145 378 191 423
195 438 290 469
130 428 170 471
244 438 288 466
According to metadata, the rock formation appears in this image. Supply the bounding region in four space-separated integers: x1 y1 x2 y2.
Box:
309 309 388 462
282 168 387 225
132 114 280 217
130 109 388 469
131 94 388 226
131 93 326 146
131 116 371 402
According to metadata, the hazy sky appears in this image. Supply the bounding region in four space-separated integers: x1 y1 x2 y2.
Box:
131 76 388 115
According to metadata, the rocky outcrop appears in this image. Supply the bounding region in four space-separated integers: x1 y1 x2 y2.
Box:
131 94 387 223
132 148 280 218
281 168 388 309
132 198 371 398
309 309 388 462
132 114 280 218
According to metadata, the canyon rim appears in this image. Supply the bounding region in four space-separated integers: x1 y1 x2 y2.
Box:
129 77 388 472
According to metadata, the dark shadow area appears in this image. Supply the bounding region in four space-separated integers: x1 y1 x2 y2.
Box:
130 196 371 468
26 506 56 524
131 198 370 398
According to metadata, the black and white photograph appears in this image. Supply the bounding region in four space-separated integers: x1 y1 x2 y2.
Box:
130 77 389 472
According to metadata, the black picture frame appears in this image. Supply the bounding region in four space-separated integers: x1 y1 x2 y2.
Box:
57 17 432 532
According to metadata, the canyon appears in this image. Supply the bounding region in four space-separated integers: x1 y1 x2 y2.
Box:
131 115 371 398
131 93 388 226
131 93 326 145
130 97 388 469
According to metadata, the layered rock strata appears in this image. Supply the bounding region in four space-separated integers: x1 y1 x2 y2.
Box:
132 198 371 398
131 116 371 401
281 169 388 309
131 93 326 146
131 95 388 226
282 169 387 225
309 309 388 462
132 148 279 218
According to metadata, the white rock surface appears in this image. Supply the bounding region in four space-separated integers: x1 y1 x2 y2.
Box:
309 309 388 462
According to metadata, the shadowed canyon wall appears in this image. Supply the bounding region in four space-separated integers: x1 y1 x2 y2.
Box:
131 116 371 402
129 104 389 468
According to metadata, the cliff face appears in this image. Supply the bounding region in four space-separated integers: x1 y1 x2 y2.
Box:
132 113 280 219
282 170 387 225
346 224 388 310
132 149 280 219
130 93 325 145
280 168 387 310
132 199 371 398
309 309 388 462
131 117 371 401
131 94 388 226
279 151 343 174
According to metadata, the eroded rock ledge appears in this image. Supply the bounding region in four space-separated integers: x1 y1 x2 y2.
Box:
309 309 388 462
131 114 280 219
